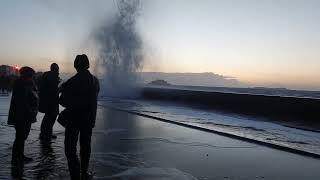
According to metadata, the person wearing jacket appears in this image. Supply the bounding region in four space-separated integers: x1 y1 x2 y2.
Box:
60 54 99 180
8 66 39 165
39 63 60 139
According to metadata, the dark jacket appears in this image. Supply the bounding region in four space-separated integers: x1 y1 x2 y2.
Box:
8 78 39 125
39 71 60 113
59 70 99 127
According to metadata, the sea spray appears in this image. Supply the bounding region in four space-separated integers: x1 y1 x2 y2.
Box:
94 0 143 98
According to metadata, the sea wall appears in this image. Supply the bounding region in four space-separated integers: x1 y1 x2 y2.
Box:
141 87 320 125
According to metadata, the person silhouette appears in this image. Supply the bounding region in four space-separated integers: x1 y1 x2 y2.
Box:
39 63 60 139
59 54 99 180
8 66 38 165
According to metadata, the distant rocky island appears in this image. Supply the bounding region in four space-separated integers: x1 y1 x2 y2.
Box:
148 80 171 86
139 72 244 88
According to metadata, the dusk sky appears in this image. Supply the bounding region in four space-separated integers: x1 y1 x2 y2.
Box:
1 0 320 90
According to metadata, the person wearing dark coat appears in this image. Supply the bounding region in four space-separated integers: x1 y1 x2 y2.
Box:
39 63 60 139
8 66 38 165
59 54 99 180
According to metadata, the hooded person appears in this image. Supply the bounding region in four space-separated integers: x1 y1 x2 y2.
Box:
8 66 39 165
59 54 99 180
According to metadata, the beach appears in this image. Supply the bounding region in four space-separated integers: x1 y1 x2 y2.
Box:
1 95 320 179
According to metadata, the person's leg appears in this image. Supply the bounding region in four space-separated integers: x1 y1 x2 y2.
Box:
47 111 58 137
40 113 50 137
40 111 57 138
65 126 80 180
23 122 31 141
12 123 26 164
79 126 93 177
22 122 32 161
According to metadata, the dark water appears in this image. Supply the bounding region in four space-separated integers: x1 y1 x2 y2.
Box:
147 85 320 99
1 95 320 179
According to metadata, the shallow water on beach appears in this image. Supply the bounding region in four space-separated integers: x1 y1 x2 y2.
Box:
1 95 320 180
99 97 320 155
0 96 198 180
0 96 69 179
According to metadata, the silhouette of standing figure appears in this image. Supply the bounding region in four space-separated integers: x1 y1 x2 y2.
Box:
8 66 38 165
39 63 60 139
59 55 99 180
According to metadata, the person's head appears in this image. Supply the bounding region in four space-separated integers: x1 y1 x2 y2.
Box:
50 63 59 73
74 54 90 72
19 66 35 80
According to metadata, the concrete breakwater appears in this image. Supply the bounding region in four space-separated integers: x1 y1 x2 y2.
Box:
141 87 320 129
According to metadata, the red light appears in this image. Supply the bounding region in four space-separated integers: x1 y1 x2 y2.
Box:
14 65 20 71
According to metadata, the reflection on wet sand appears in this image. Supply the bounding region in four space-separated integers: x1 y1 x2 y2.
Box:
11 163 24 179
90 108 320 180
33 140 56 179
9 136 69 180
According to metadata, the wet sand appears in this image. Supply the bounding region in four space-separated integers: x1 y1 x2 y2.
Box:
0 97 320 179
91 107 320 180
